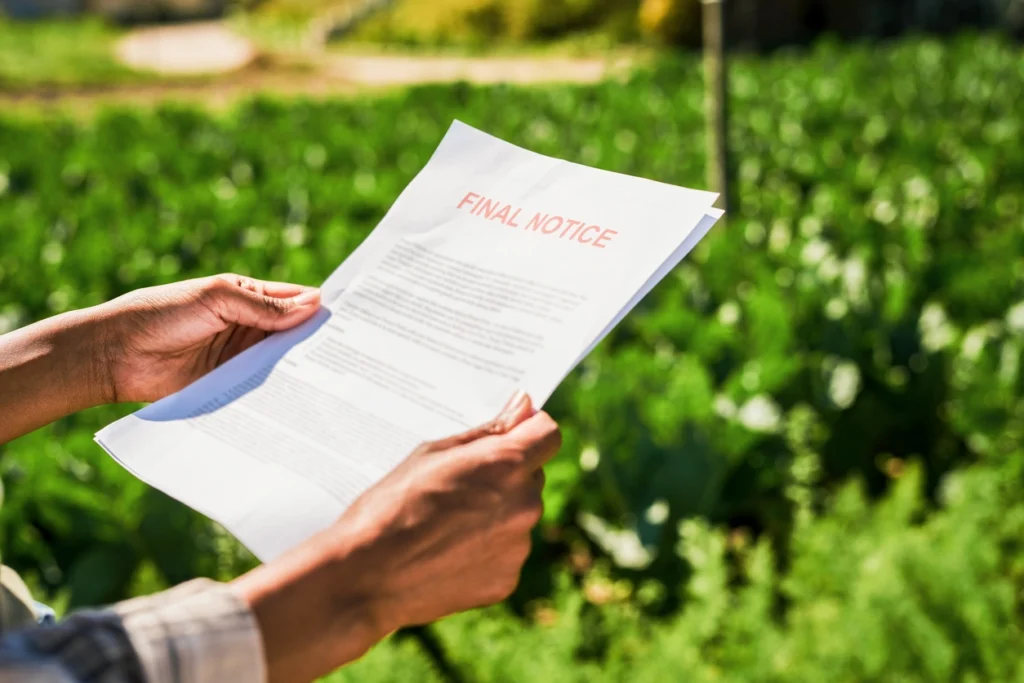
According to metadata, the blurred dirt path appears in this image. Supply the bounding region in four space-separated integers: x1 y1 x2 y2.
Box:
320 53 632 86
0 21 635 111
115 21 258 75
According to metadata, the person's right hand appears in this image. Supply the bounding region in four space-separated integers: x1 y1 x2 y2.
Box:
232 391 562 683
340 390 559 628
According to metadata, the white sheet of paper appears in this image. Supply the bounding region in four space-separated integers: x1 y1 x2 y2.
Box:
96 121 723 561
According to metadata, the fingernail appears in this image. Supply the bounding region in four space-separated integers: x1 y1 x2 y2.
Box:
496 389 528 429
293 290 320 307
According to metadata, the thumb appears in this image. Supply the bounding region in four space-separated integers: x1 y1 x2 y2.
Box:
208 275 322 331
425 390 533 452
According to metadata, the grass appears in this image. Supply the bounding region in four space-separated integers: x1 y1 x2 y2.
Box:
228 11 317 53
326 34 655 59
228 7 652 59
0 17 145 90
0 13 644 101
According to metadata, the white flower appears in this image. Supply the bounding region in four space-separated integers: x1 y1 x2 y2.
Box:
579 445 600 472
961 325 998 361
842 256 868 307
737 395 782 433
713 394 737 419
769 220 791 253
818 254 841 282
718 301 740 326
828 361 861 410
801 238 830 267
905 176 933 200
825 297 848 320
41 242 63 266
872 200 898 224
283 224 307 247
578 513 652 569
1006 301 1024 335
645 500 670 525
920 302 956 352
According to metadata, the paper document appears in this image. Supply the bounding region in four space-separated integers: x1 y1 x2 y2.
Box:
97 121 724 561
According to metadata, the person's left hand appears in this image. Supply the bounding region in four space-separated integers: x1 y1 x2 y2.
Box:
95 274 321 403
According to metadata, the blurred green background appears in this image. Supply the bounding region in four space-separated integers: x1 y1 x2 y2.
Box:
2 1 1024 681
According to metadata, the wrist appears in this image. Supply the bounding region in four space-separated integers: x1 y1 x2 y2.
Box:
231 527 392 683
55 305 119 407
0 305 116 442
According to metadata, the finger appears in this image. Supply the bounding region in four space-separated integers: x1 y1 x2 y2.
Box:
507 412 562 471
208 275 321 332
228 275 320 304
259 281 318 299
426 390 534 452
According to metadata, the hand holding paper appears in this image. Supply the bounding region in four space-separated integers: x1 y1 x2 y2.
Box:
232 392 560 683
97 121 724 561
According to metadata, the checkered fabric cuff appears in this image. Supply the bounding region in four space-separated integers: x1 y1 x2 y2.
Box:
114 579 265 683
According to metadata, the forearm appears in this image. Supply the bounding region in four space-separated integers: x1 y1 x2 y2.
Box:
0 308 113 444
231 524 388 683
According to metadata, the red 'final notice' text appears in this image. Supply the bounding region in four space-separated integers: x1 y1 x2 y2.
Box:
456 192 618 249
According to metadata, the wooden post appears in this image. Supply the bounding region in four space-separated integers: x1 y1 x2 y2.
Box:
702 0 730 213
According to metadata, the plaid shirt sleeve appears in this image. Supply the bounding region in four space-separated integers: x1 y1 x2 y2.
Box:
0 579 266 683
